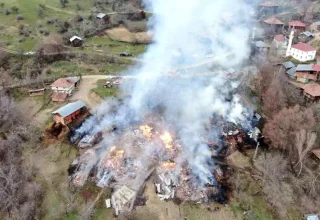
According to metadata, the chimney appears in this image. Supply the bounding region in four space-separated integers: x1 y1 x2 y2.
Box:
286 30 294 57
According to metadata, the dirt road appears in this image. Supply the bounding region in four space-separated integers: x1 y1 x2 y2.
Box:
69 75 106 109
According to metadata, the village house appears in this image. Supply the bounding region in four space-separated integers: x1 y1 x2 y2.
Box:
259 2 279 15
96 13 110 23
274 34 287 48
252 41 270 54
288 43 316 62
303 84 320 101
51 77 80 102
288 20 306 32
298 31 315 43
70 36 83 47
263 17 284 34
286 31 316 62
294 64 317 83
283 61 295 69
52 100 87 125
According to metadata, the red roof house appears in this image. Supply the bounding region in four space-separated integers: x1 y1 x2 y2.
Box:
291 43 316 52
264 17 284 25
312 64 320 72
289 20 306 32
50 77 80 102
303 84 320 101
52 92 68 102
274 34 285 41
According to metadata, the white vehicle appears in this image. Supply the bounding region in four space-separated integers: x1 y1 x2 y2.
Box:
24 51 35 55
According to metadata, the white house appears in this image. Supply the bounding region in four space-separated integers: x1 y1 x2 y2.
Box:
51 77 80 95
286 31 316 62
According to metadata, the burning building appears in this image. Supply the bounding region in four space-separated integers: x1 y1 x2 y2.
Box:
69 0 256 216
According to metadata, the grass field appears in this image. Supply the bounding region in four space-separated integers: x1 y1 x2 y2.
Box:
0 0 149 56
91 79 118 98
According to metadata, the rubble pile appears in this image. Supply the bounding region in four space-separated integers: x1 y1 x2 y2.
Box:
69 113 263 215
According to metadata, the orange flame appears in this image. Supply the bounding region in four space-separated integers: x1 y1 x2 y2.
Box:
162 161 176 169
140 125 153 140
102 146 125 169
160 131 174 149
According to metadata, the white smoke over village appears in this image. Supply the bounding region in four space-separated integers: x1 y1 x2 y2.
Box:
72 0 254 213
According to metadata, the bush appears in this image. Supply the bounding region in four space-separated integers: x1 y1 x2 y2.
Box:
5 8 10 15
17 14 24 20
46 17 57 24
18 38 25 43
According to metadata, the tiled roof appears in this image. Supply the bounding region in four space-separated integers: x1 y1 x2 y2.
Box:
291 42 316 52
303 84 320 97
289 20 306 27
264 17 284 25
52 92 68 102
274 34 285 41
52 100 86 117
312 64 320 72
51 78 75 88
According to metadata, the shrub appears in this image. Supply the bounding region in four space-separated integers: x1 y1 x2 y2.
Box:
17 14 24 20
46 17 57 24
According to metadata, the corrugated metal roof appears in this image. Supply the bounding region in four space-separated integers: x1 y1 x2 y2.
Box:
70 36 82 42
286 67 296 76
300 31 314 37
52 100 86 117
296 64 314 72
97 13 107 19
282 61 295 69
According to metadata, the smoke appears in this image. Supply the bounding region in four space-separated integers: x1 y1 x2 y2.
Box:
76 0 253 188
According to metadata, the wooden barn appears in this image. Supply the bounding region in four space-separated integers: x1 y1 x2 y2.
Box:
96 13 110 23
70 36 83 47
52 100 87 125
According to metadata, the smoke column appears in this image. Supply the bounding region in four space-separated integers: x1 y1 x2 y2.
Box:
77 0 253 186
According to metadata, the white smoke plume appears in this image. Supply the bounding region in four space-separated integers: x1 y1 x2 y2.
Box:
75 0 253 188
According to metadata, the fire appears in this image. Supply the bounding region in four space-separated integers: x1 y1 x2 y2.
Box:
102 146 125 169
140 125 153 140
160 131 174 149
162 161 176 169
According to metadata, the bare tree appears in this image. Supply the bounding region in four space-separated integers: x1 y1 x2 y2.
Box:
263 79 287 117
263 105 315 163
299 0 312 21
250 64 274 100
0 92 19 131
0 68 13 89
294 130 316 177
255 153 293 218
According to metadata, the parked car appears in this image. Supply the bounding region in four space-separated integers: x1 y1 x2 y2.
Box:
120 52 133 57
